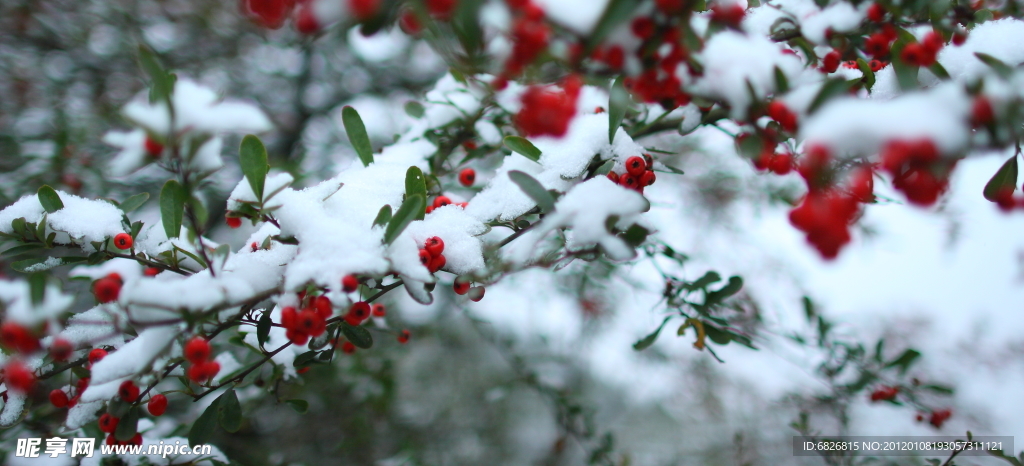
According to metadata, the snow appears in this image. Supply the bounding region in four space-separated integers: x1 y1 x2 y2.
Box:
800 83 972 157
691 31 804 119
122 79 272 137
533 0 610 35
402 205 488 275
0 391 26 427
465 154 573 222
0 190 126 252
88 326 181 386
226 172 295 211
938 19 1024 83
0 279 74 326
58 306 126 349
103 128 149 177
796 2 865 44
533 113 645 179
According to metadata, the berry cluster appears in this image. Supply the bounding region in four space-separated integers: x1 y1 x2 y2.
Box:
514 75 581 138
880 139 951 206
901 30 945 68
617 13 693 109
426 195 467 214
99 412 143 446
1 321 41 354
868 385 899 402
281 297 331 345
497 0 549 83
607 156 657 194
419 236 447 273
766 101 798 133
184 337 221 384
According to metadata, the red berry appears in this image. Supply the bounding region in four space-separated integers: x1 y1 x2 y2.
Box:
468 286 485 302
640 170 657 186
144 138 164 156
113 233 133 250
286 329 309 346
607 171 620 184
619 174 640 190
604 45 624 69
849 168 875 203
863 33 892 59
625 156 647 177
631 17 655 40
183 337 211 364
50 389 69 408
867 3 885 22
312 296 332 319
77 377 90 393
148 394 168 416
243 0 294 29
188 361 220 384
922 31 944 54
348 0 380 21
50 338 73 361
342 274 360 293
972 96 994 126
453 281 470 295
710 3 745 28
822 50 841 73
1 322 40 354
952 32 967 46
371 303 386 317
295 5 319 35
459 168 476 187
397 329 410 344
129 433 143 446
226 217 242 229
655 0 685 14
424 236 445 257
767 101 798 133
929 409 952 429
118 380 140 403
428 254 446 273
399 9 422 35
143 267 160 277
418 248 432 267
98 413 119 433
88 348 108 365
901 42 934 67
426 0 457 19
297 309 327 337
93 277 122 304
433 196 452 209
342 341 356 354
346 302 371 325
769 153 793 175
515 81 578 138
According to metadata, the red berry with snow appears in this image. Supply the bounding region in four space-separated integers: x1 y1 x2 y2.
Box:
468 286 486 302
148 394 168 416
88 348 108 365
93 276 122 304
459 168 476 186
184 337 211 364
50 389 69 408
453 281 470 295
515 79 579 138
433 196 452 208
348 0 380 21
625 156 647 177
50 338 73 361
113 233 133 250
1 322 40 354
342 274 359 292
118 380 140 402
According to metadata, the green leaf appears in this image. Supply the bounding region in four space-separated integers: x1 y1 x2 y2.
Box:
342 106 374 167
975 52 1013 79
405 166 427 220
688 271 722 290
929 61 951 80
160 180 187 239
855 58 876 91
293 350 320 367
404 101 425 119
508 170 555 213
585 0 640 55
189 397 221 447
2 244 43 258
452 0 484 56
114 406 140 442
373 205 392 227
706 276 743 304
119 193 150 213
802 296 816 322
921 384 955 395
341 322 373 349
633 317 672 351
983 155 1018 202
285 399 308 414
885 349 921 374
621 224 649 247
890 40 919 91
608 77 630 144
239 135 269 202
28 273 45 305
138 45 175 104
503 136 542 162
807 79 851 114
218 389 242 433
383 194 424 245
37 186 63 213
256 310 272 349
703 324 732 345
773 66 790 94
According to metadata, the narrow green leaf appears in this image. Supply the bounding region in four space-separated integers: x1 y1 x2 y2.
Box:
975 52 1013 79
405 166 427 220
807 79 851 114
706 276 743 304
373 205 392 227
160 180 187 239
404 101 425 119
256 310 272 349
114 406 140 442
383 194 424 245
503 136 542 162
138 45 174 104
189 397 221 447
608 77 630 144
585 0 640 55
342 106 374 167
2 244 43 257
621 224 649 247
855 58 876 91
929 61 951 80
891 40 919 91
508 170 555 213
773 66 790 94
802 296 816 322
119 193 150 213
28 273 45 305
633 317 672 351
885 349 921 374
239 135 269 202
341 322 373 349
921 384 955 395
689 271 722 290
218 389 242 433
285 399 308 414
983 155 1018 201
703 324 732 345
37 186 63 213
293 350 320 367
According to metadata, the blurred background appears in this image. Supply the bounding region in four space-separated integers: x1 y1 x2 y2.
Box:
1 1 1022 465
